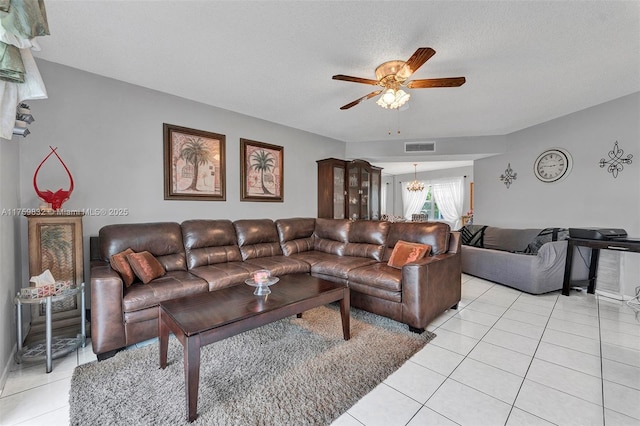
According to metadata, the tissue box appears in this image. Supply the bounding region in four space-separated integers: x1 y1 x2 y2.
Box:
20 281 74 299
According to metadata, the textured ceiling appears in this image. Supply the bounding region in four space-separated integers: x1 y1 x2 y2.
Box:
34 1 640 153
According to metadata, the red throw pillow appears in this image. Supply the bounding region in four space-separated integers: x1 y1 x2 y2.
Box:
126 251 166 284
387 240 432 269
110 248 136 287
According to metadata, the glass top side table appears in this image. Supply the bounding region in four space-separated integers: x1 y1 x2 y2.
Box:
14 282 86 373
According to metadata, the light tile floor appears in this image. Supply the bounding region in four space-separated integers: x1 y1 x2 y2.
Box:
1 274 638 425
333 275 640 426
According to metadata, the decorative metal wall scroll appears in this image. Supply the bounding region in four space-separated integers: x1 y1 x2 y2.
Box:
599 141 632 178
499 163 517 188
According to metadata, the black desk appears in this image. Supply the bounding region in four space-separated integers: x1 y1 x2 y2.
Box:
562 237 640 296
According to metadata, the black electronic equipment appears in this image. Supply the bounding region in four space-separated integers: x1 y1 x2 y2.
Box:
569 228 628 240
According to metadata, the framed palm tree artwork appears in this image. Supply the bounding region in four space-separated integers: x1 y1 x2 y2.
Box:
240 138 283 202
163 123 226 200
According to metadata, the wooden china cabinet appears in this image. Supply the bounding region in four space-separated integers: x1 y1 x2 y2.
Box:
317 158 382 220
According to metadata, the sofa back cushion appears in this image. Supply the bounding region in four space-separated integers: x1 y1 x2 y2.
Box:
181 219 243 269
313 218 349 255
98 222 186 272
276 217 316 256
234 219 283 260
483 227 542 253
343 220 389 261
384 222 451 259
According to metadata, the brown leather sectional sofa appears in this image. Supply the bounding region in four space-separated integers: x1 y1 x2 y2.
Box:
90 217 461 359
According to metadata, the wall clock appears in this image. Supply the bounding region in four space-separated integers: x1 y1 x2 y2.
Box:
533 148 572 183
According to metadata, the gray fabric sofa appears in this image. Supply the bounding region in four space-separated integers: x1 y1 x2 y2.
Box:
460 225 590 294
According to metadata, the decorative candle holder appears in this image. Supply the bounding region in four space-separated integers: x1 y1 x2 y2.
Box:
245 270 279 295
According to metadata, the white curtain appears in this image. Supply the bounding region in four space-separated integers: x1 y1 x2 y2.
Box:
380 183 387 215
0 0 50 139
401 184 427 220
432 176 464 229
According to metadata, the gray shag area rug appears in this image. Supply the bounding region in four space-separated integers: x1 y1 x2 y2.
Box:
70 305 435 425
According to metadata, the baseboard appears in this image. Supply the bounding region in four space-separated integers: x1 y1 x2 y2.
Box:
595 289 628 301
0 344 17 397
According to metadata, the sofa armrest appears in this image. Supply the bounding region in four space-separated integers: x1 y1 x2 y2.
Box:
90 261 126 355
536 240 567 270
400 253 462 329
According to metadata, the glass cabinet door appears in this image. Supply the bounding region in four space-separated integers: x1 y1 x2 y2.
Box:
347 164 360 220
333 166 345 219
370 169 380 220
360 167 370 220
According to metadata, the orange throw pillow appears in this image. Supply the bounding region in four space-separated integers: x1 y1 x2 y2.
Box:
126 251 166 284
110 248 136 287
387 240 432 269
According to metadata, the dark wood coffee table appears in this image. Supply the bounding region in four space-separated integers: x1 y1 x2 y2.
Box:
158 273 350 422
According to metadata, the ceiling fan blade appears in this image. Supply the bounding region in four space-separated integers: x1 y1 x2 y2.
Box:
332 74 380 85
406 77 466 89
340 90 383 110
397 48 436 80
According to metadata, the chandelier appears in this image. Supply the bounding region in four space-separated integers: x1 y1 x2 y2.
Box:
407 164 425 192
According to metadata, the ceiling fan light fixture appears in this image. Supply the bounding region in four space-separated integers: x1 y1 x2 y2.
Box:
383 88 396 102
392 89 410 109
376 88 411 109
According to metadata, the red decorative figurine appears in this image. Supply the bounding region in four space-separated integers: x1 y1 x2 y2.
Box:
33 146 74 210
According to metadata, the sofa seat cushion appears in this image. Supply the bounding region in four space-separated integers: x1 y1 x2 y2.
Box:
349 281 402 303
189 262 260 291
347 263 402 293
287 251 339 267
310 255 377 280
244 256 310 276
122 270 208 312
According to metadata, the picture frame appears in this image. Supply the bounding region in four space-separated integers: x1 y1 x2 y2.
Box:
163 123 226 201
240 138 283 202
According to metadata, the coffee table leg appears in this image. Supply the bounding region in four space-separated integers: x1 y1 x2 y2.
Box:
340 289 350 340
185 335 201 422
159 309 169 369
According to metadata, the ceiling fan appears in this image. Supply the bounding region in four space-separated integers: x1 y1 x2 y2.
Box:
332 47 466 110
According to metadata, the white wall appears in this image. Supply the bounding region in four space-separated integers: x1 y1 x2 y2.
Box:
1 60 345 385
0 138 22 392
19 60 345 288
474 92 640 296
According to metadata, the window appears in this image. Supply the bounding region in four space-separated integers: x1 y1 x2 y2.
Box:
421 186 443 220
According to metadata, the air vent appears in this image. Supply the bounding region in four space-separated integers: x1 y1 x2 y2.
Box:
404 141 435 153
